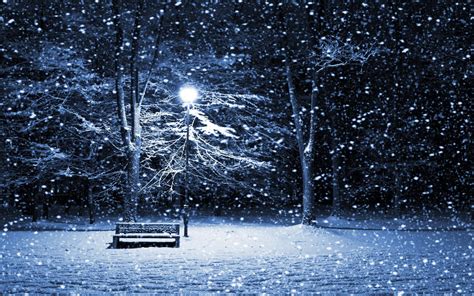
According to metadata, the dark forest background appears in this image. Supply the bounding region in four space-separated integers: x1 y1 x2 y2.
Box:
0 1 471 223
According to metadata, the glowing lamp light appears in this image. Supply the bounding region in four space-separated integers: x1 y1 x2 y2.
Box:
179 86 198 104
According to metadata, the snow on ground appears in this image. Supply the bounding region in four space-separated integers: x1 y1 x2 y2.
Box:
1 218 472 294
314 214 472 231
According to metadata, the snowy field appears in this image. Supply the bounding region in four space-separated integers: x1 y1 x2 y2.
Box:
1 220 472 294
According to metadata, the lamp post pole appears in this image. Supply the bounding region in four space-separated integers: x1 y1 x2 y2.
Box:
179 85 197 238
183 103 190 237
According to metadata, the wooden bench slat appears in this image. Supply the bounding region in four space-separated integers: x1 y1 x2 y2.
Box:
113 234 180 238
115 223 180 235
112 222 181 248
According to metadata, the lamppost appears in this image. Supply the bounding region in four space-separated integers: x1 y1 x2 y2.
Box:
179 86 198 237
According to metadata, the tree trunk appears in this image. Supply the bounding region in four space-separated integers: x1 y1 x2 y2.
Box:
393 172 401 217
124 142 141 222
301 158 315 224
32 186 39 222
330 147 341 216
42 194 49 220
470 198 473 222
87 180 95 224
6 187 13 207
112 0 144 222
285 61 315 224
329 129 341 216
123 1 144 222
327 97 342 217
112 0 131 146
32 204 38 222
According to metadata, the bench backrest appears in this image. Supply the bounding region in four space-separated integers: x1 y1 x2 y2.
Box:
115 223 180 235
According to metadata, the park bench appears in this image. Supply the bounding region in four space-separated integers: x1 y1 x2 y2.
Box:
112 222 180 248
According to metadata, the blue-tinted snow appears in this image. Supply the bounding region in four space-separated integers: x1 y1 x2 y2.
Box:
1 219 472 294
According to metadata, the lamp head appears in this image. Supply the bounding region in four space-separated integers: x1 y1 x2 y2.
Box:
179 86 198 104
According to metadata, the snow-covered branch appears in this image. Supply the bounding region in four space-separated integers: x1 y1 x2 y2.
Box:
310 37 379 73
139 87 285 195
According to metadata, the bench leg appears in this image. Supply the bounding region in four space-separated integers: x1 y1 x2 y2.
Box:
112 237 119 249
175 237 180 248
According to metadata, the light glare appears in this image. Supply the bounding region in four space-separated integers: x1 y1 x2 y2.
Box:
179 86 198 104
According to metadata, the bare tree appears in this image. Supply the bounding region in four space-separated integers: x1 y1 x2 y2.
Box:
111 0 165 221
285 37 377 223
1 42 118 222
138 43 291 206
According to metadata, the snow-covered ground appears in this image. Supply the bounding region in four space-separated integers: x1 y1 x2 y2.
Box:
314 214 472 231
1 219 472 294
